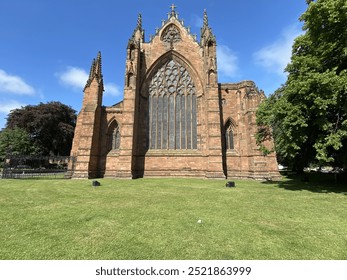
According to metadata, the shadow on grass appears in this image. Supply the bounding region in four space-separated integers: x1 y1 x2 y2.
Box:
263 172 347 195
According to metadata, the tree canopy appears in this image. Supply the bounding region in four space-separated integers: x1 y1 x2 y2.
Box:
256 0 347 171
0 127 39 165
6 102 76 156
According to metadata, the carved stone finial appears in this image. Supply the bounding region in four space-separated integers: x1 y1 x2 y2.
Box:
85 52 103 89
128 13 144 46
96 51 102 76
137 13 142 30
88 58 96 80
200 8 216 46
203 9 208 27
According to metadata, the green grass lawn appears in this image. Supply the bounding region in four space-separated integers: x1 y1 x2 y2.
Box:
0 176 346 260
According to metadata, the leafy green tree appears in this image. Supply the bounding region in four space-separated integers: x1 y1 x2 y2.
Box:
256 0 347 171
0 127 39 165
6 102 76 156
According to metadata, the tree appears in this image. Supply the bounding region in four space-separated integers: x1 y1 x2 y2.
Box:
256 0 347 171
6 102 77 156
0 127 39 165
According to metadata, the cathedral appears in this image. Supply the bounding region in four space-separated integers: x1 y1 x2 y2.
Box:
70 6 279 180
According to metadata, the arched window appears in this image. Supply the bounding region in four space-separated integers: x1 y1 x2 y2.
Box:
148 59 197 150
225 120 234 150
107 121 120 152
112 128 120 150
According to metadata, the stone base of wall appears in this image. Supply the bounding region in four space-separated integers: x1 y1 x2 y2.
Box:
71 170 281 180
71 172 90 179
104 170 133 178
205 171 226 179
141 170 207 178
226 170 282 181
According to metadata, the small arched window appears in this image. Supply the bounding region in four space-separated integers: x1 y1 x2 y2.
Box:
112 128 120 150
225 120 234 150
108 121 120 152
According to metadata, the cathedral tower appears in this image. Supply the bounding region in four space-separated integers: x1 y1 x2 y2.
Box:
70 52 104 178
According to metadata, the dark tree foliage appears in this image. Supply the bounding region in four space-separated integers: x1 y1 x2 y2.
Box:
256 0 347 171
6 102 77 156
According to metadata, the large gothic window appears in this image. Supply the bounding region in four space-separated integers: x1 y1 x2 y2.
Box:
148 59 197 150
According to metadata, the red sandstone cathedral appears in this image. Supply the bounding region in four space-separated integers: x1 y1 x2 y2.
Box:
70 6 279 179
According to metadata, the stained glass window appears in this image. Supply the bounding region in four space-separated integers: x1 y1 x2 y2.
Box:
148 59 197 149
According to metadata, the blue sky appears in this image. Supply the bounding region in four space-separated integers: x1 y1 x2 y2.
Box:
0 0 308 129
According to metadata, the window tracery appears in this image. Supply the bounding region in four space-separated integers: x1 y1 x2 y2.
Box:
225 120 234 150
148 59 197 150
107 121 120 152
161 24 181 43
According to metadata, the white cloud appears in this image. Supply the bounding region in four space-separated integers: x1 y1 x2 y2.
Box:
253 24 303 76
217 45 239 79
0 99 29 129
57 67 89 89
0 99 26 114
57 66 122 97
0 69 35 95
105 83 122 97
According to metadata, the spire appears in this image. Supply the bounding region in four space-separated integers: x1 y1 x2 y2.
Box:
200 8 216 45
203 9 208 27
88 58 96 80
85 52 103 89
128 13 144 46
137 13 142 30
95 51 102 76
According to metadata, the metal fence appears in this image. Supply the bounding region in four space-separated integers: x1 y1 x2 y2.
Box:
1 155 75 179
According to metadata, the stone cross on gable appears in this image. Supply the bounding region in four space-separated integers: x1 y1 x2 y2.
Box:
170 4 176 12
168 3 177 19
